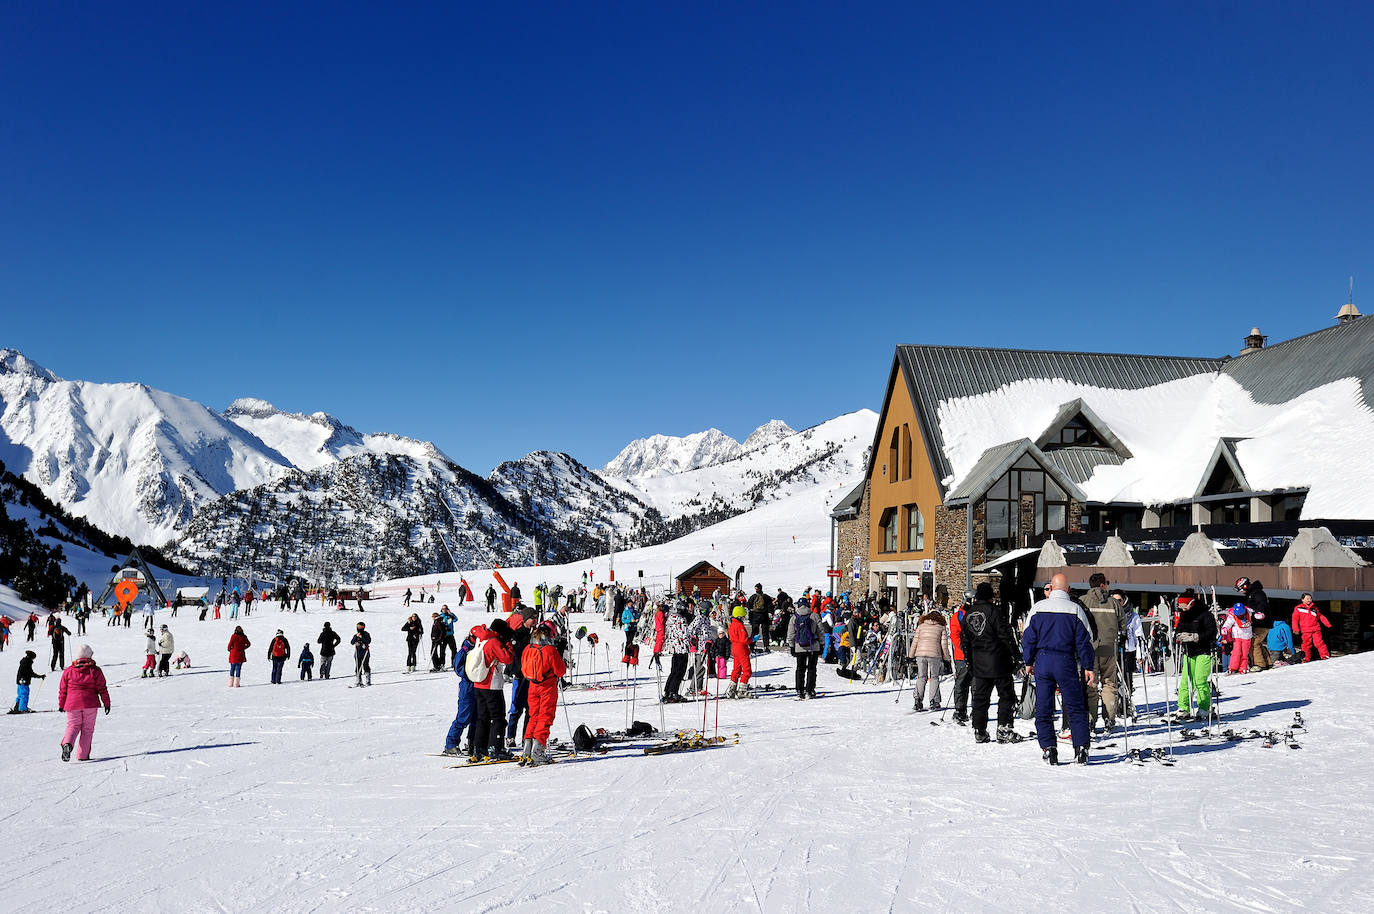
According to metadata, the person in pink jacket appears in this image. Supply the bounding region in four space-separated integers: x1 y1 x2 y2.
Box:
1292 593 1332 661
1221 604 1253 674
57 644 111 761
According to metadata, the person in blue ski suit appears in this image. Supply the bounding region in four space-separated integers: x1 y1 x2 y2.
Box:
1022 573 1096 764
443 631 477 756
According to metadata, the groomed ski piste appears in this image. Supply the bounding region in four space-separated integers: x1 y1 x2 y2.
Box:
3 582 1372 913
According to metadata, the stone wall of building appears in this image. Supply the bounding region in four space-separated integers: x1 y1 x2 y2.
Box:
933 504 965 599
834 481 870 597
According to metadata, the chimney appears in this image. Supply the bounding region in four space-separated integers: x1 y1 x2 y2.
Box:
1336 277 1361 323
1239 327 1267 355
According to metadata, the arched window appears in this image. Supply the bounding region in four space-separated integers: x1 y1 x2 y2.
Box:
901 425 912 480
889 429 900 484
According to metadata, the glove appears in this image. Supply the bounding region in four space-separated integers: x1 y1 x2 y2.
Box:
58 706 64 713
555 637 569 654
104 706 110 715
1176 632 1198 643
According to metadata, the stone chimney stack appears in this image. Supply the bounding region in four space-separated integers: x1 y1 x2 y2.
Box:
1239 327 1267 355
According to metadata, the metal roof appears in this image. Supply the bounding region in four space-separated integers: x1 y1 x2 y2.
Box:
1042 446 1126 485
829 480 865 518
895 345 1221 494
1221 316 1374 404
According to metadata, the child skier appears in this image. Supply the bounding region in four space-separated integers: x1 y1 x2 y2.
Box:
727 606 753 698
298 644 315 680
1221 604 1253 674
142 630 157 678
12 651 45 713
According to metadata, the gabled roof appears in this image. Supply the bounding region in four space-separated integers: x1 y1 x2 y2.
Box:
1194 438 1251 498
1034 398 1133 458
878 345 1221 497
946 439 1088 504
675 561 730 582
1222 315 1374 404
830 480 865 519
1042 446 1127 485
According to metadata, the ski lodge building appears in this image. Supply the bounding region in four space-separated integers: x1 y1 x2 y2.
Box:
832 305 1374 652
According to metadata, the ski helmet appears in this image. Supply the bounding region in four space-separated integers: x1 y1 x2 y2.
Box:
732 606 746 619
1235 576 1250 591
1231 603 1248 617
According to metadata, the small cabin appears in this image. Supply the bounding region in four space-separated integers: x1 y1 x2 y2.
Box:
675 561 732 599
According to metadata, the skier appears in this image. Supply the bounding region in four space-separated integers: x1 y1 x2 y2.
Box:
657 600 691 702
505 612 534 748
11 650 45 713
49 615 72 671
142 629 157 678
267 630 291 684
785 595 822 699
293 580 307 612
907 608 950 710
467 618 515 761
519 621 568 765
485 583 497 614
429 613 446 672
727 605 753 698
687 601 716 695
441 606 458 666
317 622 341 680
0 615 11 651
1292 593 1332 661
156 624 175 677
441 629 478 757
403 588 413 608
25 612 38 641
351 622 372 686
57 644 111 762
1221 604 1253 674
227 626 250 687
1080 573 1125 733
401 613 424 673
1116 590 1144 696
1022 574 1095 765
946 597 971 724
961 583 1023 744
298 644 315 680
1172 595 1217 720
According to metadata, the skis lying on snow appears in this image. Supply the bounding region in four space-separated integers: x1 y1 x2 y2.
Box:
643 730 739 755
1128 747 1176 766
1178 727 1303 749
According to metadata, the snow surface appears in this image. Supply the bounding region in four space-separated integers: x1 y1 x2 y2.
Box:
936 374 1374 517
4 589 1371 913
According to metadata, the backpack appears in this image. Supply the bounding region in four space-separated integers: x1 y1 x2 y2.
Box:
465 639 492 682
573 723 597 750
794 614 816 650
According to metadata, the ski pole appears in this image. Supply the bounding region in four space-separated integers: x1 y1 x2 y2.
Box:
559 678 577 757
714 663 721 742
655 656 665 735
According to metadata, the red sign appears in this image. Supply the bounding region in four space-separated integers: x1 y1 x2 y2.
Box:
826 569 843 578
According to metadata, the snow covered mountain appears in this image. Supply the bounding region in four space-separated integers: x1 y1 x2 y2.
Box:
601 427 744 478
0 349 294 545
223 398 451 471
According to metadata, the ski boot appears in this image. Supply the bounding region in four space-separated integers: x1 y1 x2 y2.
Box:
997 725 1024 744
61 742 73 762
1074 746 1089 765
1043 746 1058 766
517 738 534 766
974 730 991 744
726 682 738 699
912 700 924 712
439 746 462 758
952 711 970 726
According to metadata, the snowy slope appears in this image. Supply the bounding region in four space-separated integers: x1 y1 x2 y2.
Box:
3 595 1369 913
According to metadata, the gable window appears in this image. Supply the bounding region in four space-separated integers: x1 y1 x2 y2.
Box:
905 504 924 551
889 429 900 484
1044 414 1108 450
1202 459 1243 496
901 424 913 480
879 507 899 553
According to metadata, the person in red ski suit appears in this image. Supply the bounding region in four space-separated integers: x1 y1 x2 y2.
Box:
519 622 567 765
1292 593 1332 661
728 606 752 697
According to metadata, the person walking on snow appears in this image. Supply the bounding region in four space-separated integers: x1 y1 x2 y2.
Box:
401 613 423 673
267 630 291 684
142 629 157 678
908 608 951 710
25 612 39 642
785 597 823 699
49 616 72 672
298 644 315 680
441 629 478 757
351 622 372 687
12 651 45 713
519 622 568 765
429 613 446 672
727 606 753 698
1292 593 1332 661
57 644 111 762
317 622 341 679
1022 573 1096 765
227 626 250 687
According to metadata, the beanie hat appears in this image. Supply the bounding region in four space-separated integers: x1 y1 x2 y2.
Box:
76 644 94 660
732 606 746 619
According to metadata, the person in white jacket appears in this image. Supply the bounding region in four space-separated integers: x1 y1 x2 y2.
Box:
1114 591 1145 694
156 625 175 677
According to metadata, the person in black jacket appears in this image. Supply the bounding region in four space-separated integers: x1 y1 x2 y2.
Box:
401 613 424 673
317 622 342 680
50 617 72 671
961 583 1023 744
429 613 446 672
12 651 45 713
1173 596 1218 720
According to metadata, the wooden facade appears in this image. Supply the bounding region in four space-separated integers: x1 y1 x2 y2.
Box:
675 561 732 597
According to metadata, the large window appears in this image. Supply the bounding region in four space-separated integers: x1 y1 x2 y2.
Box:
905 504 924 552
1209 499 1250 525
982 455 1069 556
902 425 913 481
879 508 899 553
1156 504 1190 527
889 429 900 484
1084 506 1143 533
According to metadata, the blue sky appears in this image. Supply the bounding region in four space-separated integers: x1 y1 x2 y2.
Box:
3 2 1372 472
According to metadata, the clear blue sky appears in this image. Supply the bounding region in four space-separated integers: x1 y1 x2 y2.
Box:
3 2 1372 472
